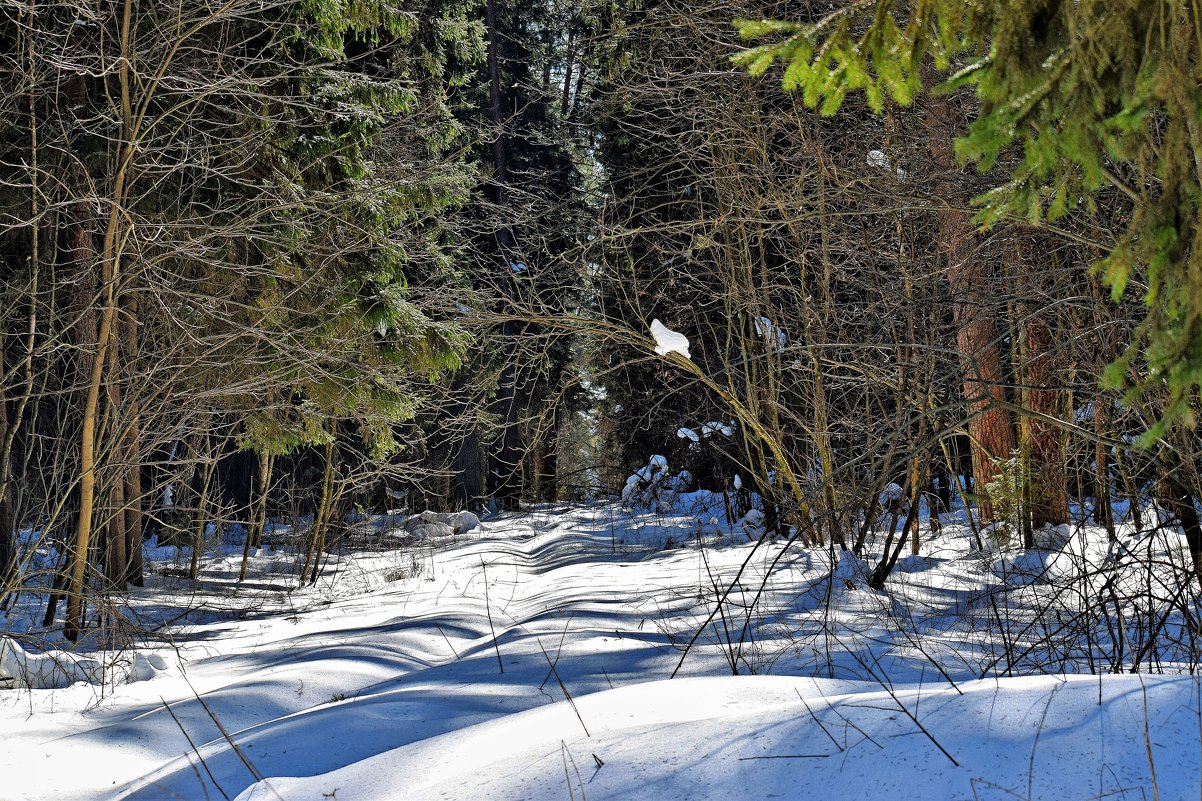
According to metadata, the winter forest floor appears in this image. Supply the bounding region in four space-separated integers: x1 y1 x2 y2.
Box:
1 496 1201 801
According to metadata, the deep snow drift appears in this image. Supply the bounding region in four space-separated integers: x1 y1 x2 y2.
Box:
0 496 1199 801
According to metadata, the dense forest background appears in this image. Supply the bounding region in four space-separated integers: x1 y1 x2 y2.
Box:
1 0 1200 643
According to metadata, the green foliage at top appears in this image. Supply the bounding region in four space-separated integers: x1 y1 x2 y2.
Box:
734 0 1202 438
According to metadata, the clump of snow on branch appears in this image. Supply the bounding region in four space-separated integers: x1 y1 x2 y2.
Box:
678 421 735 446
676 427 700 443
650 319 690 359
866 149 908 180
878 482 904 509
866 149 890 168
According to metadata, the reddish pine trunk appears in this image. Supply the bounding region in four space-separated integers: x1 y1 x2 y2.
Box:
924 75 1014 519
1022 311 1068 531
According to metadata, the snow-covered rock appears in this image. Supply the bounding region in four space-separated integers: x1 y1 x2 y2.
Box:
412 522 455 539
0 638 170 690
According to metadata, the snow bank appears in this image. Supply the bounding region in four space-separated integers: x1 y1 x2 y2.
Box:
232 674 1202 801
0 638 167 690
397 510 481 539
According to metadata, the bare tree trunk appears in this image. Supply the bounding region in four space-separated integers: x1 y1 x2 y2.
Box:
454 428 485 510
0 346 10 590
2 0 41 597
102 321 129 590
239 451 274 582
1094 402 1115 540
65 226 120 640
560 34 576 118
191 442 215 580
309 448 342 586
105 461 128 591
301 440 335 583
1157 453 1202 589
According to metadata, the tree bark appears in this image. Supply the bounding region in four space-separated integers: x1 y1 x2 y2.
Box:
191 444 215 580
1021 305 1069 531
924 76 1015 519
239 451 274 582
1094 402 1115 540
122 306 143 586
1157 460 1202 590
485 0 524 510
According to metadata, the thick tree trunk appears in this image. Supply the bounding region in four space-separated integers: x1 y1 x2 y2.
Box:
122 308 143 586
1021 309 1069 532
454 428 485 510
1158 464 1202 590
239 451 274 581
105 465 128 591
485 0 524 510
924 77 1014 519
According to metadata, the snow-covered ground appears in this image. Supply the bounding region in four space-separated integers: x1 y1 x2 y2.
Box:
1 497 1199 801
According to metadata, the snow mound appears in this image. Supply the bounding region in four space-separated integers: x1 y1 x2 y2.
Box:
231 675 1201 801
421 510 481 536
0 638 168 689
398 510 481 539
739 508 765 538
